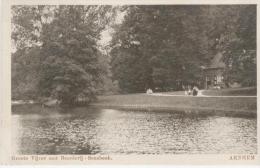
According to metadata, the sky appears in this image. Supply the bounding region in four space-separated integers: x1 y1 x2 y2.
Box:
98 10 126 47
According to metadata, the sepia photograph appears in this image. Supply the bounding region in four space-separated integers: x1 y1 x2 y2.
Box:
10 4 257 157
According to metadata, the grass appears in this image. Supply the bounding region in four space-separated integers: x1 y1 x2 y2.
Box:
92 92 256 116
12 87 256 117
160 87 256 96
202 87 256 96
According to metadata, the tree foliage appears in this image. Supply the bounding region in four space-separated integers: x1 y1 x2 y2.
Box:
219 5 256 86
11 5 257 99
11 5 116 104
110 5 256 93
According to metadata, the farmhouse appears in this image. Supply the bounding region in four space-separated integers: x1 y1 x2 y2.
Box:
202 52 226 89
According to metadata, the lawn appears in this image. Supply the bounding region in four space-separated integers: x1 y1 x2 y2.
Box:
159 87 256 96
92 92 256 116
202 87 256 96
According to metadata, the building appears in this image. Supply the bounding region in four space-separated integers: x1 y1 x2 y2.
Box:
202 52 226 89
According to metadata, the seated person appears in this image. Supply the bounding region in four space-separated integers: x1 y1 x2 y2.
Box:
192 86 199 96
146 88 153 94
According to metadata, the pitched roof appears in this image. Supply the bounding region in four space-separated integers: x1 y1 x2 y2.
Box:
207 52 225 69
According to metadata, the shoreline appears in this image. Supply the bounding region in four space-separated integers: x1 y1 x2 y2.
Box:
90 93 257 118
12 102 256 118
12 92 257 118
89 103 256 118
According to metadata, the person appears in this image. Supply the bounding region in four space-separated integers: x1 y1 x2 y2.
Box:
184 90 188 96
188 89 192 95
197 89 202 96
183 85 187 95
192 86 199 96
188 85 192 95
146 88 153 94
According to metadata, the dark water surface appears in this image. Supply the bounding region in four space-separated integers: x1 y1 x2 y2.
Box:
12 105 257 154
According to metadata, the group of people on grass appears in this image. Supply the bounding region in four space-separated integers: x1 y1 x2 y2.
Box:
146 88 153 94
184 85 199 96
145 85 200 96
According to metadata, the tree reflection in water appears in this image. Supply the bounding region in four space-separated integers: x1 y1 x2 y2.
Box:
12 105 257 154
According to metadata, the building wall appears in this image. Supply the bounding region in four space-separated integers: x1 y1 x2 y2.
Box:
203 68 225 89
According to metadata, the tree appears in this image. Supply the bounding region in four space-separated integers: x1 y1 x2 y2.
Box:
110 5 256 93
11 6 49 100
215 5 256 86
11 5 117 104
38 6 116 104
110 6 213 93
11 47 41 99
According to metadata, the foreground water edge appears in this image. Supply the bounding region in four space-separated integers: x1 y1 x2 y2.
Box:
11 105 257 155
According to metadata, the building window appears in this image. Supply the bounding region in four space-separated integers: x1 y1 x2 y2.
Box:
216 76 221 83
214 76 217 85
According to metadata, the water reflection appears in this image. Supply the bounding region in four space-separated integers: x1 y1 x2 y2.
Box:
12 105 257 154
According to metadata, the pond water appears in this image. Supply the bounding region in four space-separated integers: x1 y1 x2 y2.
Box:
12 105 257 154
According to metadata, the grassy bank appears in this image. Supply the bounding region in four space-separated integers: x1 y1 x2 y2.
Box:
202 87 256 96
160 87 256 96
91 93 256 117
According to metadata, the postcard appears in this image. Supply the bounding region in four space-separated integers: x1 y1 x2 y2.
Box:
0 0 259 165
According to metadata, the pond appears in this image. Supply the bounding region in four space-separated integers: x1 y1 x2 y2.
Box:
12 105 257 154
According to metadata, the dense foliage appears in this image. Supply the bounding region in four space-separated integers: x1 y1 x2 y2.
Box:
12 5 256 100
219 6 257 86
110 5 256 93
12 6 116 104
